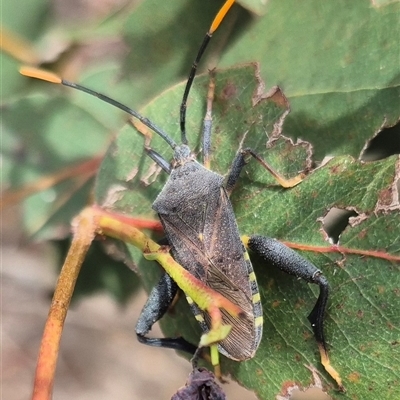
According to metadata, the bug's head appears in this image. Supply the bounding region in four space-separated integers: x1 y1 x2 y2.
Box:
171 144 195 168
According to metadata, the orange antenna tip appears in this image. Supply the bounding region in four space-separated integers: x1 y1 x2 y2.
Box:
209 0 235 34
20 67 62 84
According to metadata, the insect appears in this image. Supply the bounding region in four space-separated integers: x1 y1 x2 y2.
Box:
21 0 344 394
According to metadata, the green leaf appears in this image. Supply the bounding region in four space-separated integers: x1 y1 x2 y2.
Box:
218 0 400 160
95 65 400 399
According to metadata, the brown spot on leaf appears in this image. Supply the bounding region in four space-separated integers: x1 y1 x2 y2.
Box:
275 343 282 352
348 371 361 383
358 229 368 240
267 278 275 290
295 298 305 309
335 302 345 310
359 344 366 352
378 187 393 207
329 164 342 175
221 82 237 100
272 300 281 308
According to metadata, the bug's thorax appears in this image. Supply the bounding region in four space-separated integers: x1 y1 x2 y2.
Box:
153 145 224 215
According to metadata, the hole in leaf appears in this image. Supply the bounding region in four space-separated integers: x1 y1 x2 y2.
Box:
322 208 358 244
361 121 400 161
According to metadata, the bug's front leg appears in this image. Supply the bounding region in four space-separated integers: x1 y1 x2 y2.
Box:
242 235 344 391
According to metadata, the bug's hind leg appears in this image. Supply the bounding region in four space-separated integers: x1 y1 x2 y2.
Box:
135 271 197 355
242 234 344 391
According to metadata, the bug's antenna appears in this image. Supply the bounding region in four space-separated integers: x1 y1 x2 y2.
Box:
20 67 178 150
179 0 235 145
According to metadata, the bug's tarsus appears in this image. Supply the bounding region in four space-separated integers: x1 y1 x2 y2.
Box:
307 273 330 348
137 335 198 354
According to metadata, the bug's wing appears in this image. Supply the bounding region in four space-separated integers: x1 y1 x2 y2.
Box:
204 267 257 360
163 187 261 360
